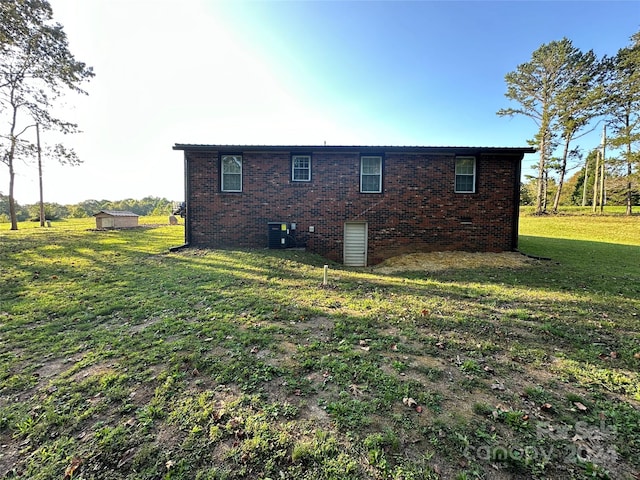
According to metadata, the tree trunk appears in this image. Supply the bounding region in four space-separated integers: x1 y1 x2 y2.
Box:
535 128 548 215
600 126 606 214
7 94 19 230
542 169 548 212
592 151 600 213
581 155 589 207
626 150 632 216
37 123 45 227
8 133 18 230
535 153 545 214
625 119 633 216
9 160 17 230
599 157 606 214
552 137 571 213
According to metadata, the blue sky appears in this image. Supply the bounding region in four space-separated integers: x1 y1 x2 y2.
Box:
6 0 640 204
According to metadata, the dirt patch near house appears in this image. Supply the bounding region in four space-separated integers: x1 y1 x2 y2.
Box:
374 251 533 274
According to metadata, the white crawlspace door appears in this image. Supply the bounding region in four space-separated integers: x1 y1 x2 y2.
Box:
344 222 368 267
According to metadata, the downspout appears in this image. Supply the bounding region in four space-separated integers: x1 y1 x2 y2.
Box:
184 150 191 246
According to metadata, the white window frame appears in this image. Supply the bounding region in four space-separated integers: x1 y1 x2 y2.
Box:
360 156 382 193
455 156 476 193
221 155 242 192
292 155 311 182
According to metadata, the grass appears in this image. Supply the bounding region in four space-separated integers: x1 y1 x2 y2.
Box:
0 213 639 479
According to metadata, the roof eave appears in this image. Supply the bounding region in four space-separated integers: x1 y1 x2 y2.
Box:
173 144 535 155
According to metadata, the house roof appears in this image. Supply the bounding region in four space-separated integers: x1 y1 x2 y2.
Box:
93 210 139 217
173 144 536 155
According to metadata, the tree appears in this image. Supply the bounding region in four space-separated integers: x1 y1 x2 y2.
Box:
0 192 10 222
521 175 557 209
568 149 599 206
604 159 640 206
498 38 600 214
0 192 28 222
550 49 604 213
75 199 106 217
605 30 640 215
520 180 536 206
0 0 94 230
26 201 67 221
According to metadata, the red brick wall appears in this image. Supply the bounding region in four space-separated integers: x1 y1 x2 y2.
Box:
184 148 520 265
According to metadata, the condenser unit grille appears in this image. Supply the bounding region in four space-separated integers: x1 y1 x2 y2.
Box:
268 222 288 249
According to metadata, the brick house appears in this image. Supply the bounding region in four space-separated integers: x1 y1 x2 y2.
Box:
173 144 534 266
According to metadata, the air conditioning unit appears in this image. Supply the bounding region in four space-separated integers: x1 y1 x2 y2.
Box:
268 222 291 249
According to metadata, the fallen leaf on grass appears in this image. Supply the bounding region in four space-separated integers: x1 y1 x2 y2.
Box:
64 457 82 479
349 384 364 396
574 401 588 412
402 397 417 408
541 403 553 411
598 351 618 360
117 449 137 468
492 404 509 420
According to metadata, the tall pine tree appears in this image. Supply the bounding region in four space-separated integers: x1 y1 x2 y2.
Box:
498 39 603 214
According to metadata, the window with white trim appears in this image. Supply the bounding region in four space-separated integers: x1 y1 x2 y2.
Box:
455 157 476 193
292 155 311 182
221 155 242 192
360 156 382 193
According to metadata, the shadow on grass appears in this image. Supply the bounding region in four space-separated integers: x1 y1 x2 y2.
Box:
2 228 640 478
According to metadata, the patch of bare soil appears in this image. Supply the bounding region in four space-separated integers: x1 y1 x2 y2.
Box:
0 436 22 477
128 316 163 334
374 251 533 274
71 362 119 382
288 316 334 343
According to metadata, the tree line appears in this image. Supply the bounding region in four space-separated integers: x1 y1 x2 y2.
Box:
520 147 640 207
499 32 640 215
0 195 179 223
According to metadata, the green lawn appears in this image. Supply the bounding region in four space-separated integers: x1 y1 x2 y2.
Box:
1 214 639 479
